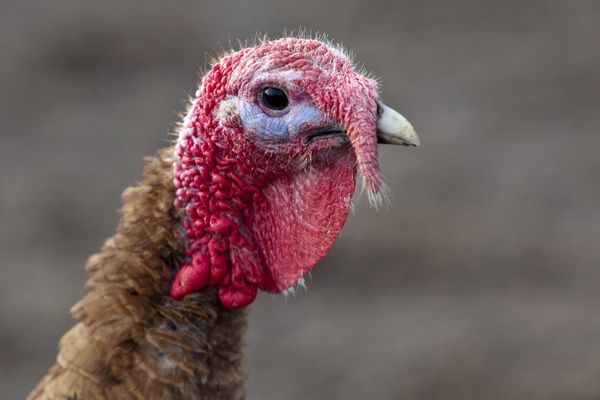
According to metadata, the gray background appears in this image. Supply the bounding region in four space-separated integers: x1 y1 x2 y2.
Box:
1 1 599 399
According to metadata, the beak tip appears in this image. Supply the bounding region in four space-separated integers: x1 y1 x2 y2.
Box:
376 102 420 147
409 132 421 147
376 128 420 147
400 126 420 147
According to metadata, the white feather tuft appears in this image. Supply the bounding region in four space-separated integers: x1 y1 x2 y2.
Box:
359 175 393 210
282 277 308 298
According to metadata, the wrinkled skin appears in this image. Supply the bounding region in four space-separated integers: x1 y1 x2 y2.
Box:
28 37 417 400
170 38 383 308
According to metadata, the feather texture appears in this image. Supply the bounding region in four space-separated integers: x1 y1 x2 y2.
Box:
28 148 248 400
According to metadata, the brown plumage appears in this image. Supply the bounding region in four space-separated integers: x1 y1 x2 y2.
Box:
29 37 418 400
29 149 247 400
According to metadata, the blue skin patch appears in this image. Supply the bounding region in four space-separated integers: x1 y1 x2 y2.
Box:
240 100 327 141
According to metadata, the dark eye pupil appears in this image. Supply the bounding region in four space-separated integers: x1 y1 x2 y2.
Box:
261 87 289 110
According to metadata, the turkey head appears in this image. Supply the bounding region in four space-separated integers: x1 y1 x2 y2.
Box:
170 38 419 308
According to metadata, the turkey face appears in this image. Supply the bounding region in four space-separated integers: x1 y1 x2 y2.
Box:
220 41 381 192
216 40 382 293
171 38 418 308
229 72 354 170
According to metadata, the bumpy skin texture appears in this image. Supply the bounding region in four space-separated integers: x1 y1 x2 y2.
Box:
29 37 385 399
28 150 248 400
171 38 382 308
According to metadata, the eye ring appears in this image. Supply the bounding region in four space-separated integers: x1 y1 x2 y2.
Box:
260 86 289 111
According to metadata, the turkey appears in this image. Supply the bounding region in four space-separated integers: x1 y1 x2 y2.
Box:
28 36 419 400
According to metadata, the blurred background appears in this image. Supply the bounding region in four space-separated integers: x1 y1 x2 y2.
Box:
1 0 599 399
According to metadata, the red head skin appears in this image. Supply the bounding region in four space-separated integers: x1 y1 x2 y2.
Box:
170 38 382 308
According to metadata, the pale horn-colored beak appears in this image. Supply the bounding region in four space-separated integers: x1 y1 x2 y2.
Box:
376 102 420 146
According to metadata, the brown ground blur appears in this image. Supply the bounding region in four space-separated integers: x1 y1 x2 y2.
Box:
1 1 599 399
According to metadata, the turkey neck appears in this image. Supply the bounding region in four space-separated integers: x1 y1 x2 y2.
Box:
40 148 249 399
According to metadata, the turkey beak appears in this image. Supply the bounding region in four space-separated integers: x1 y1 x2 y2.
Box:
376 102 420 146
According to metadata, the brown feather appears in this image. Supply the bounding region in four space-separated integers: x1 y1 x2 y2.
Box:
28 148 248 400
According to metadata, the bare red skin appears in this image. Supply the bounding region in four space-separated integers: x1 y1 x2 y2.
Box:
170 38 381 308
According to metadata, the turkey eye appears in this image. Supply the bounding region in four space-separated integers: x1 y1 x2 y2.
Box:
261 87 289 110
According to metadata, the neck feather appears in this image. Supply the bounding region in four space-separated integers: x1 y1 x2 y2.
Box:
29 148 248 400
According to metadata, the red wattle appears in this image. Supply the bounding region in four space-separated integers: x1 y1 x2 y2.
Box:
169 38 381 308
169 257 210 300
218 281 258 308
